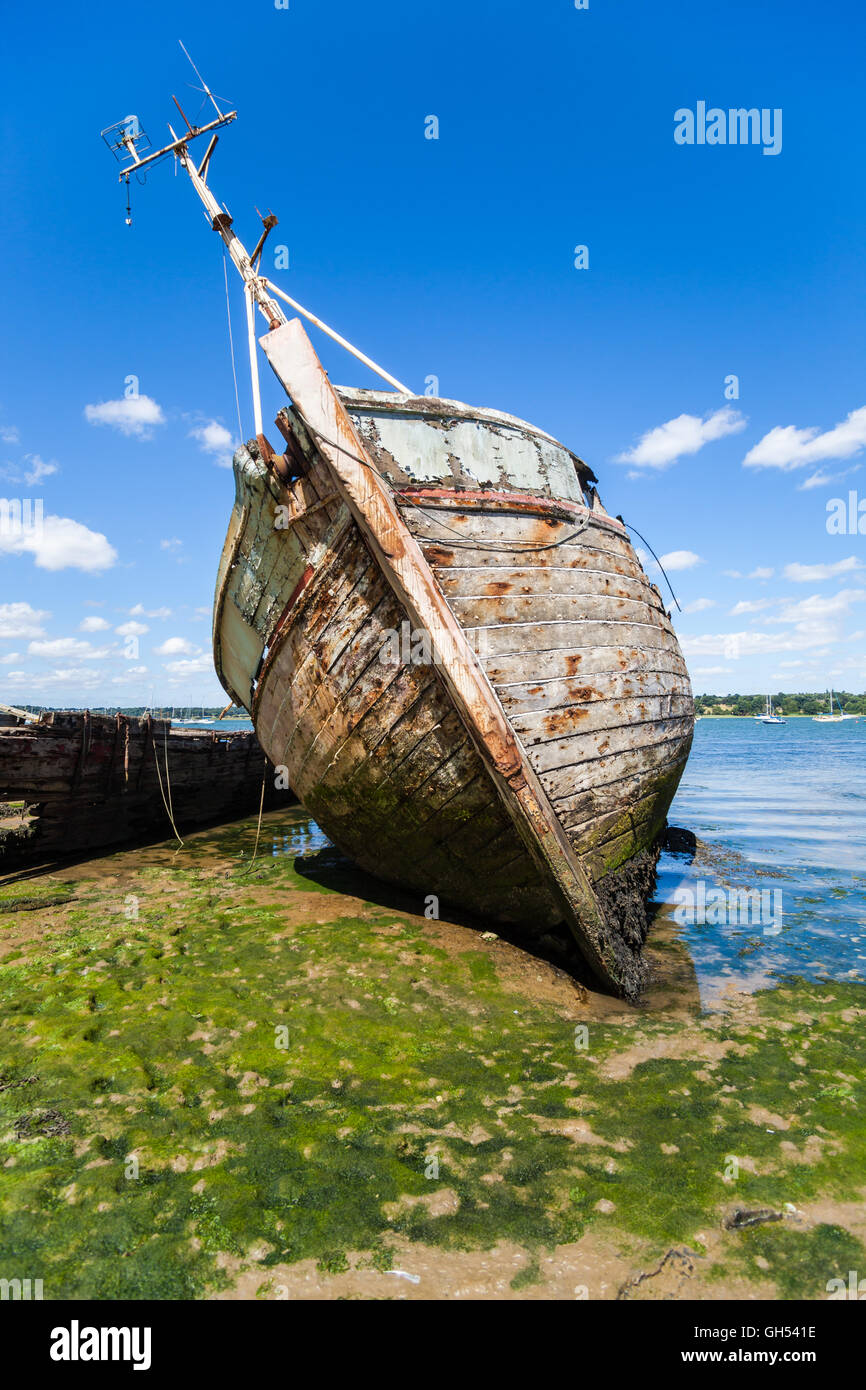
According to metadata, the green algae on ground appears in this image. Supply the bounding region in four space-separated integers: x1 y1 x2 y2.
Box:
0 877 76 917
1 823 865 1300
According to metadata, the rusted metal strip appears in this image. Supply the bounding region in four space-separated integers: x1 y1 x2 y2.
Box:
259 318 633 996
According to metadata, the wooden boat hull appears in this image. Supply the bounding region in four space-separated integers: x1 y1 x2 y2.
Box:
0 711 291 867
213 321 694 998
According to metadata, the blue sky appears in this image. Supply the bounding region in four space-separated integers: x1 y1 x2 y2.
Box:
0 0 864 706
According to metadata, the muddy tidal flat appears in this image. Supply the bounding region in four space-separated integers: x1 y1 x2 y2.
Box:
1 770 865 1299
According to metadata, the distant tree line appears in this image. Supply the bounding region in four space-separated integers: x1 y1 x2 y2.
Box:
695 692 866 716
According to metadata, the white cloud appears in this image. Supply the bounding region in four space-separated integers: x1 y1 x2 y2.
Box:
27 637 110 661
163 654 214 676
682 630 829 659
4 665 106 692
0 425 20 444
798 464 860 491
160 538 183 552
84 395 165 439
23 455 58 486
80 616 110 632
115 620 149 637
155 636 194 655
744 406 866 471
730 598 776 615
772 588 866 627
783 557 862 582
615 407 746 470
0 514 117 571
684 592 866 660
0 602 50 639
683 597 716 614
692 665 732 677
189 420 235 469
130 604 172 620
748 566 774 580
0 651 21 664
658 550 703 572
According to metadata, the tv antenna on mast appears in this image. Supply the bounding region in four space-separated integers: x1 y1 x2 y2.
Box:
101 40 412 432
100 41 283 330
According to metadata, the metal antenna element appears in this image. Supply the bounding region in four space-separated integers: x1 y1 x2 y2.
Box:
101 47 414 394
179 40 225 121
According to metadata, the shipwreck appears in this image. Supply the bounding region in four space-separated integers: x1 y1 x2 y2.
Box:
103 58 694 998
0 710 290 868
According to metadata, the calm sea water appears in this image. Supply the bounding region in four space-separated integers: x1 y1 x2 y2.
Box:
657 717 866 998
171 717 254 731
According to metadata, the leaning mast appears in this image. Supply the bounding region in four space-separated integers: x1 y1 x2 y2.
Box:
101 43 412 420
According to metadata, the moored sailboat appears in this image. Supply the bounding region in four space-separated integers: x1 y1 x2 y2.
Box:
813 690 858 723
755 695 786 725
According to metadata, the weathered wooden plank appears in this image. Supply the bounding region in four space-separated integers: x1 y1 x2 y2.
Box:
498 663 691 716
434 564 663 602
476 618 679 661
584 796 672 883
525 711 695 775
404 503 636 555
424 541 647 576
483 635 682 686
448 591 668 629
544 728 694 804
512 692 695 745
257 546 384 765
557 754 691 832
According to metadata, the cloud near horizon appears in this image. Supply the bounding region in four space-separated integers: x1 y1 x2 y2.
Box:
783 557 862 582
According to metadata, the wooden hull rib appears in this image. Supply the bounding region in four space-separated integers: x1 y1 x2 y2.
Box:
212 320 694 999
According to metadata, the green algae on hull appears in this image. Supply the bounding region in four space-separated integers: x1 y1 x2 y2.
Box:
1 815 864 1300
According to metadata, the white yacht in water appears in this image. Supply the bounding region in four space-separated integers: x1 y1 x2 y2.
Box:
813 691 859 723
756 696 786 725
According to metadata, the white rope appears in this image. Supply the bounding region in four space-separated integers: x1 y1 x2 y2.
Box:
240 756 268 874
259 277 412 395
152 727 184 847
223 251 244 442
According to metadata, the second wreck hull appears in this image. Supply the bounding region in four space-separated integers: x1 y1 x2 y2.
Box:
213 329 693 998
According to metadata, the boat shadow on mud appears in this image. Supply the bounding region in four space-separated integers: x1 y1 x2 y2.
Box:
284 822 702 1012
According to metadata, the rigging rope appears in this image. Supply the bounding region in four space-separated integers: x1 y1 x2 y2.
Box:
152 725 184 847
617 519 683 612
223 251 244 444
394 498 591 552
239 756 268 874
